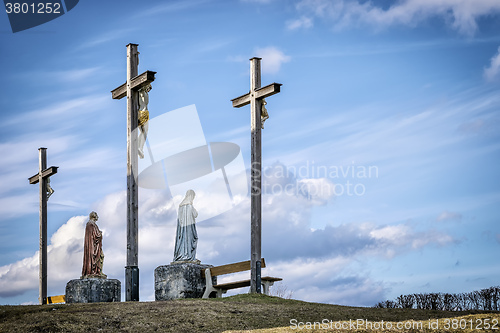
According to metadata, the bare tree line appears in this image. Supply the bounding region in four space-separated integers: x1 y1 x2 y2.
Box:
374 286 500 311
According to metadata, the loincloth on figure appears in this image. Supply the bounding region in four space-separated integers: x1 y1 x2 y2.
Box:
138 109 149 127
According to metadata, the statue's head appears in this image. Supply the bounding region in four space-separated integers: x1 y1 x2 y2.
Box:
141 83 152 93
179 189 196 207
89 211 98 221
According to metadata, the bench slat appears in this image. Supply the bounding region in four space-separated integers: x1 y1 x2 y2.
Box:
214 276 282 291
260 277 282 282
215 279 251 290
205 258 266 277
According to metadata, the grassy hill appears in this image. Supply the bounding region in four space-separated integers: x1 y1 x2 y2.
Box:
0 294 498 332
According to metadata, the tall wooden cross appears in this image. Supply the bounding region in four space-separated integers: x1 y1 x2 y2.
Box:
111 43 156 301
28 147 58 305
231 57 282 293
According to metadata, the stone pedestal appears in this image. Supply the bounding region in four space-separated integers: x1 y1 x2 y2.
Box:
65 278 121 303
155 262 216 300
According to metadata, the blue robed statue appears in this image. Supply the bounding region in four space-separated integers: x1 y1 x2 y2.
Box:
173 189 199 262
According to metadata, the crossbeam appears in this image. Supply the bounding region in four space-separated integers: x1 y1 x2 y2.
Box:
231 83 282 108
111 70 156 100
29 166 58 184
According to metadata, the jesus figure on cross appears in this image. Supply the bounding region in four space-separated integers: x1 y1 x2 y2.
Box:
138 83 152 159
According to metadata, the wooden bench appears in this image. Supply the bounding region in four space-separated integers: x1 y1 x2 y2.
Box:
202 258 282 298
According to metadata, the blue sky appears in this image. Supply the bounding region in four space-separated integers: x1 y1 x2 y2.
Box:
1 0 500 306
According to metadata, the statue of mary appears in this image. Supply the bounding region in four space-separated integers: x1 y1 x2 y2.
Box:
173 190 199 262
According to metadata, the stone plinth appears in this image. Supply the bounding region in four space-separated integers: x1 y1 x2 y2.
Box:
155 262 216 300
65 278 121 303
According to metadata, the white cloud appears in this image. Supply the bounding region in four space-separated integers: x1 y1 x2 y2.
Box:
136 0 210 18
0 87 127 219
297 178 336 204
78 28 136 50
2 94 110 128
267 257 387 306
0 138 71 195
370 225 410 245
0 216 86 298
255 47 291 74
484 46 500 82
437 210 462 222
295 0 500 36
52 67 101 82
0 135 122 219
286 16 314 30
262 162 336 205
228 47 290 75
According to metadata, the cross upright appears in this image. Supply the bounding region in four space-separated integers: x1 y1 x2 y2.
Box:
28 147 58 305
111 43 156 301
231 57 282 293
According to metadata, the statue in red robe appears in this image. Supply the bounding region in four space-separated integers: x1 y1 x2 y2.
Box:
81 211 106 278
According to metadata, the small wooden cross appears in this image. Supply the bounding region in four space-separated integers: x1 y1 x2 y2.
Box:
28 147 58 305
231 57 282 293
111 43 156 301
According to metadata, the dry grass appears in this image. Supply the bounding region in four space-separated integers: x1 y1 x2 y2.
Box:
0 294 498 332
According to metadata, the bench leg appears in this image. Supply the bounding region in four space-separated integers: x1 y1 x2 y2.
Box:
203 286 216 299
261 281 275 295
216 289 226 298
203 269 215 299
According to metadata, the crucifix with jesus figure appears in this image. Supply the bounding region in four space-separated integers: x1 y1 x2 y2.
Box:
111 43 156 301
231 57 282 293
28 147 58 305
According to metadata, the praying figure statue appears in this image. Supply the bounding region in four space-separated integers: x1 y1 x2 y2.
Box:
138 83 152 159
261 98 269 129
173 190 199 262
81 211 106 279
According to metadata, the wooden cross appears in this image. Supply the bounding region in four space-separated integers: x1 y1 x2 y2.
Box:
231 57 282 293
28 147 58 305
111 43 156 301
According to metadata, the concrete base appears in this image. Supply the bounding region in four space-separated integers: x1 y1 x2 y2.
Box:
155 263 216 300
65 278 121 303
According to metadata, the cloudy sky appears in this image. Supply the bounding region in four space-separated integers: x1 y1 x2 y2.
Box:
1 0 500 306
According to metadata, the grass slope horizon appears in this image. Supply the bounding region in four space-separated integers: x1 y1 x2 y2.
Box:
0 294 499 332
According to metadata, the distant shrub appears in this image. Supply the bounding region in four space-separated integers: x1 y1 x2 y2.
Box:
269 282 294 299
374 286 500 311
